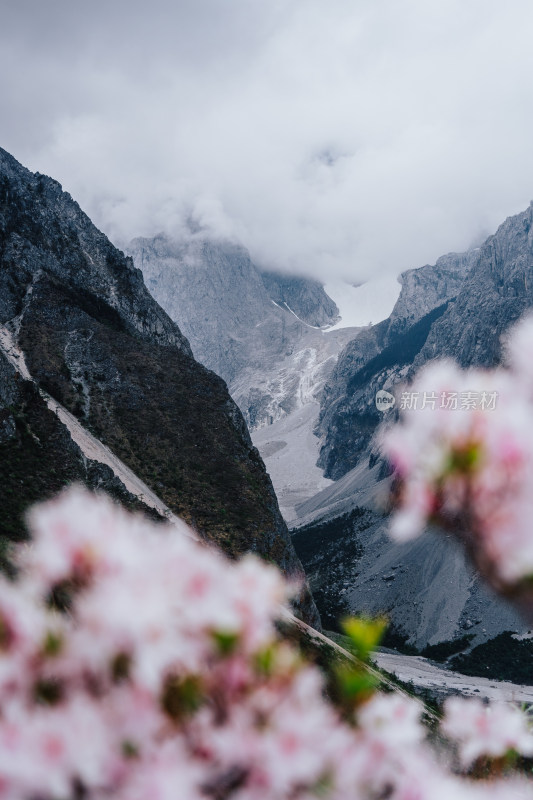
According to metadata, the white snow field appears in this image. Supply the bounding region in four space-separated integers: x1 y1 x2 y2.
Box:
375 652 533 704
324 276 401 329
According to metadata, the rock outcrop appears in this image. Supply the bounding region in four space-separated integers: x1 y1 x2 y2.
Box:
127 235 340 429
260 271 339 328
0 147 319 627
415 202 533 368
295 203 533 648
316 250 475 480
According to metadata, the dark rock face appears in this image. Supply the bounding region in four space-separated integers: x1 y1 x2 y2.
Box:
0 153 191 355
415 202 533 369
260 272 339 328
0 147 319 628
0 348 158 549
316 249 474 480
299 202 533 649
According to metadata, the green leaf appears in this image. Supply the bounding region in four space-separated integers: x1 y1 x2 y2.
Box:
337 666 379 700
42 630 63 658
160 674 203 720
342 615 387 661
254 645 276 676
212 630 240 656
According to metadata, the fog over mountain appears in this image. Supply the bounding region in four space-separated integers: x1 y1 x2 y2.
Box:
3 1 533 282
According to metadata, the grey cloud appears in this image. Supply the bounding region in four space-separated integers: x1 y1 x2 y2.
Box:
2 0 533 282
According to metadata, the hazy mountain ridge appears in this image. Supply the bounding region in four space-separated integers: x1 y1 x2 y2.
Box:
128 234 344 430
128 235 272 386
415 201 533 368
316 250 475 480
291 203 533 650
127 235 338 381
260 271 339 328
0 147 319 627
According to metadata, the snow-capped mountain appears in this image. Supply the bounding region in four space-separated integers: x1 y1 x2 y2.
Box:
125 178 533 661
127 235 338 386
127 234 364 517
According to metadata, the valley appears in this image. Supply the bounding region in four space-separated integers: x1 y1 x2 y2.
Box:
2 142 533 698
128 203 533 692
374 652 533 705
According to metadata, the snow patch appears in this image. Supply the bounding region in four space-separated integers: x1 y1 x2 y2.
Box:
324 276 401 329
281 302 323 330
43 396 195 539
374 652 533 704
0 326 32 379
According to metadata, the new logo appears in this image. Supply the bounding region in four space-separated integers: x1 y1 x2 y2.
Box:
375 389 396 412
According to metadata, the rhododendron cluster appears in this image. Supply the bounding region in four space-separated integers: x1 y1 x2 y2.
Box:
443 697 533 768
1 487 532 798
382 316 533 606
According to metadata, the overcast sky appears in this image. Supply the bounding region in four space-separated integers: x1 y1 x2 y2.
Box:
2 0 533 281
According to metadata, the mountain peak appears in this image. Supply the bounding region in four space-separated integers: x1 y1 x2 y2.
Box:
0 147 320 628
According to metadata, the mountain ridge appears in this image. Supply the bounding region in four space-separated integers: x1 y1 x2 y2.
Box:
127 234 343 430
291 202 533 649
0 146 320 628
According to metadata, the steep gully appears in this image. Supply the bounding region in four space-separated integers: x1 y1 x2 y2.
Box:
0 325 195 540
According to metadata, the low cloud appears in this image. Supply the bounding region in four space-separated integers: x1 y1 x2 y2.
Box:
2 0 533 281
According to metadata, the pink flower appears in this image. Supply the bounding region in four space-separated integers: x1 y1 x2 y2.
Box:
0 486 531 800
358 693 424 748
442 697 533 767
381 329 533 586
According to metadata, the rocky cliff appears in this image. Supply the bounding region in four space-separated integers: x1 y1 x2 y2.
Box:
0 147 319 627
387 250 479 340
415 202 533 368
318 204 533 480
127 235 340 429
128 236 273 386
0 346 156 555
260 271 339 328
294 203 533 649
316 250 475 480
